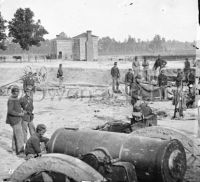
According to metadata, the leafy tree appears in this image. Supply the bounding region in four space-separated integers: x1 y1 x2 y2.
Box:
8 8 48 51
0 12 7 50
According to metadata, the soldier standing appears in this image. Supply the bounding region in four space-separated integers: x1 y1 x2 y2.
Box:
6 85 25 156
142 56 149 81
153 55 167 71
183 58 190 83
175 69 184 88
23 71 35 98
132 56 140 76
57 64 64 87
125 68 134 95
20 87 35 143
158 69 168 100
111 62 120 93
173 69 184 118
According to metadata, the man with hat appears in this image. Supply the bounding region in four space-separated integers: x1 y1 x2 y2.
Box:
25 124 49 159
111 62 120 93
183 58 190 83
20 87 35 144
57 63 64 87
158 69 168 100
132 56 140 76
6 85 25 156
23 71 35 98
125 68 134 95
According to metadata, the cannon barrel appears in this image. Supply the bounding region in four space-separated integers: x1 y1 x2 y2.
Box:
48 128 186 182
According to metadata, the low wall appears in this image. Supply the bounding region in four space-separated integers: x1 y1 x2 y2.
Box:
0 66 180 87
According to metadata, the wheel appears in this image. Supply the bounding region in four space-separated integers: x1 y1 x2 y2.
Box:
37 66 48 83
11 153 104 182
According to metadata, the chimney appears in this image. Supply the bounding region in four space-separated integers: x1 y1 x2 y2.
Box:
86 30 92 40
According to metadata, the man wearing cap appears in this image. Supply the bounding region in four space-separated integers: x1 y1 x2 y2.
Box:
125 68 134 95
57 63 64 87
6 85 25 156
25 124 49 159
158 69 168 100
175 69 184 88
153 55 167 81
23 71 35 98
20 87 35 143
184 58 190 83
153 55 167 71
111 62 120 93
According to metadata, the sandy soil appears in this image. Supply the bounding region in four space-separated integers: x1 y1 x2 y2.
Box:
0 60 199 181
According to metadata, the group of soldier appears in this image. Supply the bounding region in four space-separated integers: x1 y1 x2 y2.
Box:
111 55 196 118
110 55 167 94
6 72 49 158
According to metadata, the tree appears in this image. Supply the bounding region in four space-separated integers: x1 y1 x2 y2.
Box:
0 12 7 50
8 8 48 51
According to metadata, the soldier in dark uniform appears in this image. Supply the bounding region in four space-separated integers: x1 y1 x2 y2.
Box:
153 55 167 71
57 64 64 87
20 87 35 143
125 68 134 95
23 71 35 98
176 69 183 88
25 124 49 159
111 62 120 93
153 55 167 82
130 75 142 111
158 69 168 100
183 58 190 83
6 85 25 156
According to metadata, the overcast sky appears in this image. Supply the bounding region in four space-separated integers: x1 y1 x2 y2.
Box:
0 0 198 41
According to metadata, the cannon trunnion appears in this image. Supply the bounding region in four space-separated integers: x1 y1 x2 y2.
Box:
48 128 187 182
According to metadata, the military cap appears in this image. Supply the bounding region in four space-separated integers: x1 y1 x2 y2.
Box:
36 124 47 132
25 86 32 92
11 85 20 93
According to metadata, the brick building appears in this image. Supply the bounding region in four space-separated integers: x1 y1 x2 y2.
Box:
51 30 98 61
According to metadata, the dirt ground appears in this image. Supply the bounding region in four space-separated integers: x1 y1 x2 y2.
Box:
0 60 199 181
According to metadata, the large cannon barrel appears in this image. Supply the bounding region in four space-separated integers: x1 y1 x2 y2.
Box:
48 128 186 182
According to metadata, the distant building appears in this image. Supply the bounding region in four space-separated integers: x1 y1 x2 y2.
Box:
73 30 98 61
51 36 73 60
51 30 98 61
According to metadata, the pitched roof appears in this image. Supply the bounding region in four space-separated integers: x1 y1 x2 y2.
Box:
73 33 98 39
52 37 72 41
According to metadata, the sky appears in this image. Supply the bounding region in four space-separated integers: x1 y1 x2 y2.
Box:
0 0 198 42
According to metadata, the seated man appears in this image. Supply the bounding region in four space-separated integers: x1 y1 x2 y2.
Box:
25 124 49 159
